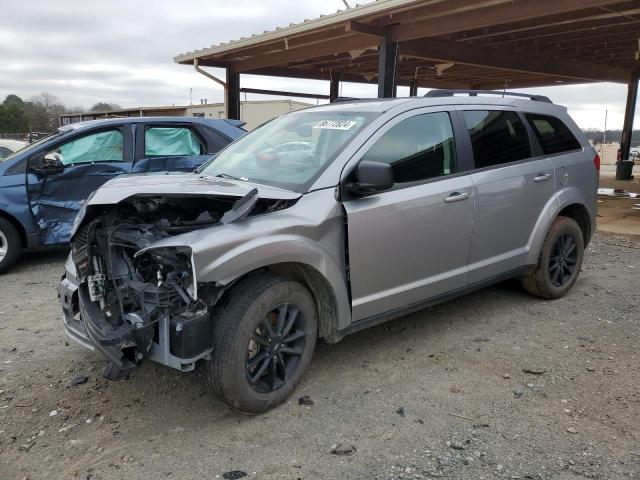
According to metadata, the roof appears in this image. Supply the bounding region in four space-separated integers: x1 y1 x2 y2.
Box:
58 117 246 136
175 0 640 89
292 94 568 114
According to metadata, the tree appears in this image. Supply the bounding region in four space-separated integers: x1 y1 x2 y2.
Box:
25 92 66 132
0 94 29 133
89 102 121 113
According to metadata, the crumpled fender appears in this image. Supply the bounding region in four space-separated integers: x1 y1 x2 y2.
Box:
137 200 352 331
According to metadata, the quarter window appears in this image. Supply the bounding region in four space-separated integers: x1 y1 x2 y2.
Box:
464 110 531 169
361 112 456 184
51 129 124 165
144 127 203 156
525 113 581 155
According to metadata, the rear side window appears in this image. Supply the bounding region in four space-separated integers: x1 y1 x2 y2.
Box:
464 110 531 169
361 112 456 184
144 127 203 156
525 113 581 155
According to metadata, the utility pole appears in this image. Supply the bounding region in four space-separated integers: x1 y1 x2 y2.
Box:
603 109 608 144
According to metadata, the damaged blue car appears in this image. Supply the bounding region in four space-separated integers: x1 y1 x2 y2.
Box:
0 117 245 272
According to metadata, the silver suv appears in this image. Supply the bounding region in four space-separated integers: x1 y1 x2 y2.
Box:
59 91 598 413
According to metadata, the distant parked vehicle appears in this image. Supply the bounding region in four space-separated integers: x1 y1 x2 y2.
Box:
0 117 245 272
0 139 27 159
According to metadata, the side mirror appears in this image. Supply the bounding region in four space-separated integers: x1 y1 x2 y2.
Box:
31 152 64 176
347 161 394 196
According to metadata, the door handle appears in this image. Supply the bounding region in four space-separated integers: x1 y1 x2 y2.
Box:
533 173 552 182
444 192 471 203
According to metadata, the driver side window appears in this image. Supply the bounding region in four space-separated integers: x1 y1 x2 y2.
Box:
47 129 124 166
361 112 456 184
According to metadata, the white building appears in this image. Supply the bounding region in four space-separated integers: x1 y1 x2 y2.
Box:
60 99 313 130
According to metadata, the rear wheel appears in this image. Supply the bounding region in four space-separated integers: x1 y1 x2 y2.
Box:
0 218 21 274
522 216 584 299
205 273 317 414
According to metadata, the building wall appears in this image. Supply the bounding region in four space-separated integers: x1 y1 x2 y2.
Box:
61 100 313 130
188 100 311 130
591 142 618 165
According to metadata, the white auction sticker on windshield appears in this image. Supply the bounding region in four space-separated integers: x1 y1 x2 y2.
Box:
313 120 357 130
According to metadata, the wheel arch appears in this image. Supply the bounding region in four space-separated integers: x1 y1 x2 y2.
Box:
229 262 344 343
194 235 352 340
0 208 27 248
557 203 592 246
527 187 594 266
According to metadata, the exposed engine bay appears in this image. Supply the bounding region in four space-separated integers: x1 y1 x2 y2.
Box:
70 193 295 377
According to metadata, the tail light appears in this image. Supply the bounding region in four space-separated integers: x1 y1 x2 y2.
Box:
594 153 601 172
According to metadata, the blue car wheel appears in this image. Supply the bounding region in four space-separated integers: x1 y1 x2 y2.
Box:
0 218 21 273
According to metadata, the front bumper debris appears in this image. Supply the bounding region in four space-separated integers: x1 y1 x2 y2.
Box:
59 273 94 352
59 269 213 376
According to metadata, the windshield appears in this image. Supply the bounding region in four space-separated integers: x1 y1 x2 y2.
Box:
0 133 59 163
199 110 379 192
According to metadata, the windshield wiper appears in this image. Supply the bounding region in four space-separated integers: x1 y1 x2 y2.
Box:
216 173 247 181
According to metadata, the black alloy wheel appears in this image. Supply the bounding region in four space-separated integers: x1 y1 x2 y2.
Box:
206 273 317 413
246 303 307 393
548 234 578 287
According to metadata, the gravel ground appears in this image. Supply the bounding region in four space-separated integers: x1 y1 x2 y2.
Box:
0 232 639 480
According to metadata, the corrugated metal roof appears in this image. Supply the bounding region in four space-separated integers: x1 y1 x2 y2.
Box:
173 0 426 63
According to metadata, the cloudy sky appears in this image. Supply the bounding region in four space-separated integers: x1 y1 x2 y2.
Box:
0 0 632 130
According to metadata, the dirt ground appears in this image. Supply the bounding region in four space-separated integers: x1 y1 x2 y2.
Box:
0 228 638 480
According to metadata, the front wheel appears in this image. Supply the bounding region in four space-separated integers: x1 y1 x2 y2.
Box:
205 273 317 414
0 218 21 274
522 216 584 299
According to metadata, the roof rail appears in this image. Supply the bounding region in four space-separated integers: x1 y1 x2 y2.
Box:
424 89 553 104
331 96 362 103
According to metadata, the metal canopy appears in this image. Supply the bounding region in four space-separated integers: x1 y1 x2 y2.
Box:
175 0 640 90
175 0 640 179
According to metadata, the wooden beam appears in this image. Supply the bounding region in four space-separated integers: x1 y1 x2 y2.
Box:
375 0 513 26
240 87 330 100
458 6 640 42
398 37 632 83
488 26 640 50
475 18 640 45
346 21 386 38
390 0 630 42
233 35 378 72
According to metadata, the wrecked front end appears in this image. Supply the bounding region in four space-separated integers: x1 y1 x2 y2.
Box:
59 188 297 379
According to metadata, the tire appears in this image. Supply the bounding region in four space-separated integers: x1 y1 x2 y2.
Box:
522 216 584 299
205 273 318 414
0 218 21 274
